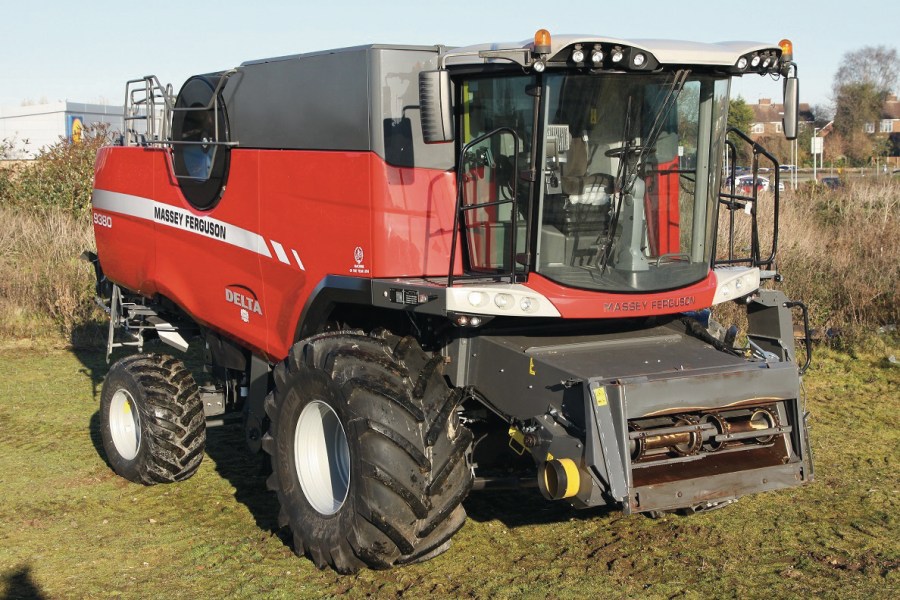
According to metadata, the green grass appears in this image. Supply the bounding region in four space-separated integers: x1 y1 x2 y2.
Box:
1 340 897 599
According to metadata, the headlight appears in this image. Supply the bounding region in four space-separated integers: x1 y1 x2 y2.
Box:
494 293 513 309
520 297 539 313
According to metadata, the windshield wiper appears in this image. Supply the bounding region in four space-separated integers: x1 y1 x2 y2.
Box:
597 70 691 274
598 96 635 273
631 69 690 187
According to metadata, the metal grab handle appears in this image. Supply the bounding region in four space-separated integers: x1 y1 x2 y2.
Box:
655 253 690 266
784 300 812 375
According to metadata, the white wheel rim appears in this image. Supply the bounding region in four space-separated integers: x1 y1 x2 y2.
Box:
110 389 141 460
294 400 350 515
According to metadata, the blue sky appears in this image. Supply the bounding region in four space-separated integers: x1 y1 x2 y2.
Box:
1 0 897 111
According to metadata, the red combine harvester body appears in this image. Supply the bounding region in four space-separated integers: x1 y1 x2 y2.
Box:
89 32 812 573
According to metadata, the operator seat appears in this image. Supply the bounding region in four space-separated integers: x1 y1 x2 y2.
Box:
561 136 610 206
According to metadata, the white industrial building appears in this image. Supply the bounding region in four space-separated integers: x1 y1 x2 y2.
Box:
0 101 123 159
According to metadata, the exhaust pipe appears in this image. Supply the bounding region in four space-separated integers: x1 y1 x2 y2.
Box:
539 458 581 500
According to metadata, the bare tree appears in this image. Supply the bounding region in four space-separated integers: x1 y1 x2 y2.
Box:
833 46 898 97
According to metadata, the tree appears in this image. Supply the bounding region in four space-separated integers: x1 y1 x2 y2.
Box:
833 46 898 98
727 96 755 164
834 83 881 136
728 96 754 134
0 124 111 215
831 46 899 165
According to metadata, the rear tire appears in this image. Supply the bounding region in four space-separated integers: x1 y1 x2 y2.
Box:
263 331 473 573
100 354 206 484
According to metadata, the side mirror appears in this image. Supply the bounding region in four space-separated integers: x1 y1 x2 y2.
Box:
782 76 799 140
419 70 454 144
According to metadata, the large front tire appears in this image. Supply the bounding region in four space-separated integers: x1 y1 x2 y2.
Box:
263 332 473 573
99 354 206 484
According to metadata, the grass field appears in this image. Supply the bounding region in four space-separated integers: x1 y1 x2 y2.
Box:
1 338 897 599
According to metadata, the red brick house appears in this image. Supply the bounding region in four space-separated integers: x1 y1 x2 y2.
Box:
748 98 815 140
864 93 900 162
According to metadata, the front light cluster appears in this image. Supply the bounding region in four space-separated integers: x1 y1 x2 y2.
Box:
733 49 781 75
447 285 560 318
563 44 654 71
712 267 761 305
467 290 541 314
568 43 601 65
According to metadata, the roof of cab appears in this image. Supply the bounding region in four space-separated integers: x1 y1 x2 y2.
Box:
444 35 782 68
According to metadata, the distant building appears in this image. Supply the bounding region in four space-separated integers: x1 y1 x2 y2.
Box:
0 101 123 159
748 98 814 139
863 93 900 159
863 93 899 134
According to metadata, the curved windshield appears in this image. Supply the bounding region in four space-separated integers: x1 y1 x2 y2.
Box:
537 72 729 292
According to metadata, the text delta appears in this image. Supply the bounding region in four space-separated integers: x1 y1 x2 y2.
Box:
225 288 263 316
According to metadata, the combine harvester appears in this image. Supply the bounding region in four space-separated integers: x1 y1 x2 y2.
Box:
88 30 812 572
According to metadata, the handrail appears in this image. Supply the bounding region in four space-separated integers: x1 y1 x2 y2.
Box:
714 128 781 269
123 76 175 146
122 70 239 150
784 300 812 375
168 69 238 146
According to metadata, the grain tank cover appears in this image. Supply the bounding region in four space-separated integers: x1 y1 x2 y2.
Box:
218 44 452 169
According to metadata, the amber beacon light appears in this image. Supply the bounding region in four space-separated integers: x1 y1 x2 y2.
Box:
779 39 793 63
533 29 552 55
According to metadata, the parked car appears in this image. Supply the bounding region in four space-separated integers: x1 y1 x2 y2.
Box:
821 176 842 189
734 174 770 192
778 164 797 173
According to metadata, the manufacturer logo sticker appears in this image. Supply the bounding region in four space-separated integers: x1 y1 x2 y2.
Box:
350 246 370 274
225 284 263 323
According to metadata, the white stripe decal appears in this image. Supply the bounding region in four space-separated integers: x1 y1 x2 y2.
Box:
92 189 272 258
270 240 290 264
291 249 306 271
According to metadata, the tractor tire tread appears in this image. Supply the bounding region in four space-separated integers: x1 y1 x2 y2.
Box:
264 331 473 573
